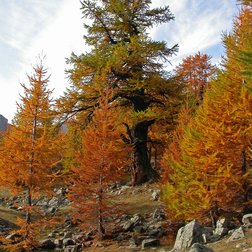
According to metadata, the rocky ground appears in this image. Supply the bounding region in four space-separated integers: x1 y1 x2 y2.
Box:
0 185 252 251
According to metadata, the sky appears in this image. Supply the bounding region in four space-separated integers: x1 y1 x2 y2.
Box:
0 0 238 122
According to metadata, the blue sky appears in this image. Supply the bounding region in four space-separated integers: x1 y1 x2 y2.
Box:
0 0 238 121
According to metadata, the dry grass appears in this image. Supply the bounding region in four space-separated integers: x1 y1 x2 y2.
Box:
0 187 11 199
0 207 24 225
113 183 163 216
207 228 252 252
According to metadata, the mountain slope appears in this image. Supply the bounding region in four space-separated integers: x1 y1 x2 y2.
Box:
0 114 8 131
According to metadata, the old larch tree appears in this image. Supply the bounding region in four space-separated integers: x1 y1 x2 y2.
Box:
59 0 179 185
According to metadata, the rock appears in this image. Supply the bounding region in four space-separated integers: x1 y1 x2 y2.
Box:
236 242 248 248
115 233 132 242
47 206 57 214
73 233 85 242
63 231 73 239
153 208 166 220
48 196 59 207
94 241 103 247
172 220 204 251
151 190 160 201
242 213 252 228
63 238 76 247
40 239 56 250
54 238 64 248
64 245 82 252
6 233 21 240
56 187 67 196
141 238 160 249
201 227 216 243
86 229 96 237
121 185 131 191
133 225 146 233
129 235 149 246
36 197 48 207
84 241 93 247
122 214 142 231
59 231 65 236
48 232 57 239
129 237 138 246
189 243 214 252
213 218 229 237
148 227 166 238
226 227 245 242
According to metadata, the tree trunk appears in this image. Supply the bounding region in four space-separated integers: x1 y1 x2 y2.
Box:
97 176 105 239
131 120 158 185
26 116 37 227
26 187 32 224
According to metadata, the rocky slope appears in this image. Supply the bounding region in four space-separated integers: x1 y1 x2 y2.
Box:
0 184 251 251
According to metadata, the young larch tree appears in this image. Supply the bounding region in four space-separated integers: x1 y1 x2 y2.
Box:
0 61 62 250
175 52 216 102
68 88 130 239
162 2 252 223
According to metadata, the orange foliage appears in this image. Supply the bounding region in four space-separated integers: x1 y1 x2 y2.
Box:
0 61 63 250
175 52 215 102
162 4 252 223
68 88 130 239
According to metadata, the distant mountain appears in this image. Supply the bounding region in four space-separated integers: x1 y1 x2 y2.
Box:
0 114 8 131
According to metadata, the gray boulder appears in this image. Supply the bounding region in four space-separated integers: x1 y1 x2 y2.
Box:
172 220 204 251
226 227 245 243
201 227 216 243
141 238 160 249
133 225 146 233
122 214 142 231
213 218 229 237
189 243 214 252
242 213 252 228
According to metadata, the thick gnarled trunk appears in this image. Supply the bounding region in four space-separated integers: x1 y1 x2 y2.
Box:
131 119 157 185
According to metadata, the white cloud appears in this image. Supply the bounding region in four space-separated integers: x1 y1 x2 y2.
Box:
0 0 85 121
22 0 85 98
150 0 237 69
0 0 238 121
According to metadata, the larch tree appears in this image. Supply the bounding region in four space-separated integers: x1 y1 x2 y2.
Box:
68 88 130 239
0 61 62 250
58 0 181 185
162 2 252 223
175 52 216 103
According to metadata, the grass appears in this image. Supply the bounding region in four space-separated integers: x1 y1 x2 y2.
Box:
207 228 252 252
0 187 11 199
113 183 163 216
0 207 24 224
